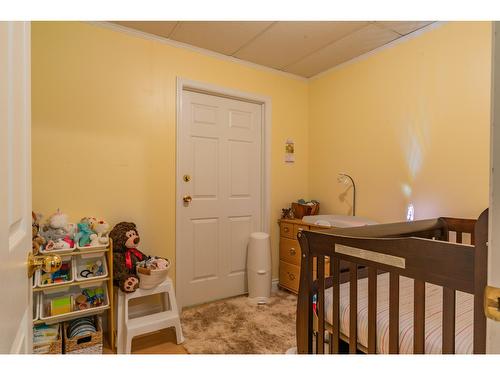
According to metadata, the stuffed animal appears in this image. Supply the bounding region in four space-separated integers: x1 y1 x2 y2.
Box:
92 219 110 245
32 212 46 255
39 209 75 243
75 222 94 247
109 222 149 293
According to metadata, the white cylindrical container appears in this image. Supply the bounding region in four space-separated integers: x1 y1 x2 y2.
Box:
247 232 272 304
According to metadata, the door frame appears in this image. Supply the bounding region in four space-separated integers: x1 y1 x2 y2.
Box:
175 77 271 307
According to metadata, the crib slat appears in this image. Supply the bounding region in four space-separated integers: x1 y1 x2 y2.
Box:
367 267 377 354
329 259 334 354
456 231 462 244
317 256 325 354
349 262 358 354
413 280 425 354
332 258 340 354
442 287 456 354
389 273 399 354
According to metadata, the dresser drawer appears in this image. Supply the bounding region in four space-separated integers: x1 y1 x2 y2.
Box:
280 222 294 239
279 261 300 292
293 224 310 239
279 238 301 266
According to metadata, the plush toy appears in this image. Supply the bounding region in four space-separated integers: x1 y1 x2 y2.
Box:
109 222 149 293
92 219 110 245
39 209 75 243
32 212 46 255
80 216 97 228
75 222 93 247
89 233 99 247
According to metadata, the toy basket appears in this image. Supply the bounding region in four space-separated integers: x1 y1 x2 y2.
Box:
33 324 62 355
291 202 320 219
63 315 103 354
136 260 170 289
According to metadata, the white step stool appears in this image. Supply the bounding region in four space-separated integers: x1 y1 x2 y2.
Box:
116 277 184 354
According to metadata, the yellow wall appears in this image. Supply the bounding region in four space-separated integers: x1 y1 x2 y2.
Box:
31 22 310 281
309 22 491 222
32 21 492 287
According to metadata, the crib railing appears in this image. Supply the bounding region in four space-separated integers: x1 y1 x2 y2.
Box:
296 209 488 354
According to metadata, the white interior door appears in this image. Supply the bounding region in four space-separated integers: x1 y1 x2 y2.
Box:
178 89 263 308
0 21 32 354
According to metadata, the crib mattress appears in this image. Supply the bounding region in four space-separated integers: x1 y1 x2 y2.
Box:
323 272 474 354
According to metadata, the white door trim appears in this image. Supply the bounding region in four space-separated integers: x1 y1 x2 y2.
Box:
175 77 271 308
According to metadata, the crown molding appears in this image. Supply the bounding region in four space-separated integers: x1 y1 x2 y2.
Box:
87 21 446 83
87 21 309 83
309 21 446 80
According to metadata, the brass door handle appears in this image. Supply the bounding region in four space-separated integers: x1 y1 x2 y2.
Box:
183 195 192 203
28 252 62 278
290 248 296 256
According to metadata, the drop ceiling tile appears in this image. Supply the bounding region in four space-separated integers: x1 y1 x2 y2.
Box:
234 21 369 69
285 23 400 78
377 21 434 35
112 21 179 38
169 21 274 55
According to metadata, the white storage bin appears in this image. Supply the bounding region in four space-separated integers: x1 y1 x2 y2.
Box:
76 242 108 251
40 282 108 321
33 293 39 322
74 252 108 282
38 256 74 288
39 241 76 255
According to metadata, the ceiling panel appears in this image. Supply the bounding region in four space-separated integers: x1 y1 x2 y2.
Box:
377 21 434 35
112 21 179 38
234 21 369 69
285 23 400 78
169 21 274 55
110 21 436 78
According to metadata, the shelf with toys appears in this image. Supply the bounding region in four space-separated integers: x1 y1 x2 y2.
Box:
31 210 115 348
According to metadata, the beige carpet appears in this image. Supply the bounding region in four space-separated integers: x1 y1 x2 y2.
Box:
180 290 297 354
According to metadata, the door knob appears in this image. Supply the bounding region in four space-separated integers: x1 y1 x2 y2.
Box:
183 195 193 203
28 252 62 278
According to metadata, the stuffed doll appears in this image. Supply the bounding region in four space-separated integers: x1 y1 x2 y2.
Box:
32 212 46 255
92 219 110 245
109 222 149 293
75 222 94 247
39 209 75 243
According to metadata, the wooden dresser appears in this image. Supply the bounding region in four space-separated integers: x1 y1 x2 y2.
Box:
278 219 330 294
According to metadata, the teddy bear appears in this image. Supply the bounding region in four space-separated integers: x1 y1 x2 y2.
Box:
39 209 75 243
109 222 149 293
32 211 46 255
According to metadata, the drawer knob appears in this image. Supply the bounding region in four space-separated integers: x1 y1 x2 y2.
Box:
284 227 289 232
287 272 296 281
290 248 296 256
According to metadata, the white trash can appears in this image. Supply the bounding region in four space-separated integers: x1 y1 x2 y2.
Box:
247 232 272 304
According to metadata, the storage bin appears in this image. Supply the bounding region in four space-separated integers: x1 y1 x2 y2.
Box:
39 241 76 255
63 315 103 354
137 261 170 289
33 293 39 322
40 282 109 321
74 252 108 282
33 323 62 354
38 256 73 287
76 241 108 251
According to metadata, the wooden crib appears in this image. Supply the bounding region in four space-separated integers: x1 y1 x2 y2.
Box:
296 209 488 354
